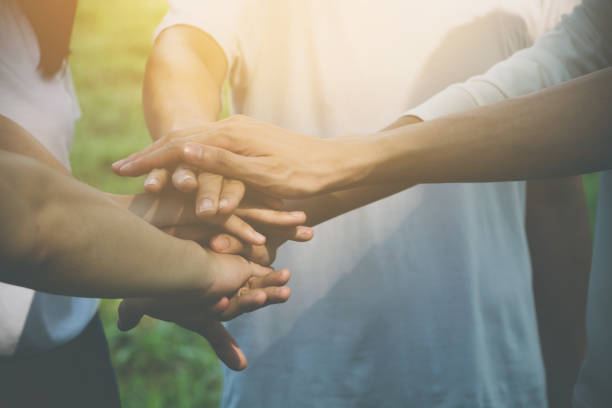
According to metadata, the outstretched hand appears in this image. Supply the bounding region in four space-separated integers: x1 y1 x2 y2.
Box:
113 115 370 198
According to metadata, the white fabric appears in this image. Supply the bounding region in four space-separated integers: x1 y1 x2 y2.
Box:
405 0 611 120
0 0 98 356
158 1 578 407
403 1 612 406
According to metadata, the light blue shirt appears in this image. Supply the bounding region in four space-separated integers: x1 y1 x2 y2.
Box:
574 171 612 408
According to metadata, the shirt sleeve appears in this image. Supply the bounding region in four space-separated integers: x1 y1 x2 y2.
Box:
154 0 245 61
405 0 612 121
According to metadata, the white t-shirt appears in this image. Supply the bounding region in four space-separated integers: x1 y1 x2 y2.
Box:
0 0 98 356
404 1 612 406
158 1 578 406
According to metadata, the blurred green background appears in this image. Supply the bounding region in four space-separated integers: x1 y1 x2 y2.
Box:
68 0 601 407
70 1 223 407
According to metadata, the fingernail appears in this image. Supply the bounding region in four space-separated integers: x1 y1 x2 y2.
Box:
290 211 304 218
216 236 230 251
118 162 134 174
183 143 203 161
219 198 229 209
179 174 196 188
112 159 125 169
298 228 312 239
251 230 266 243
199 198 214 213
144 177 159 187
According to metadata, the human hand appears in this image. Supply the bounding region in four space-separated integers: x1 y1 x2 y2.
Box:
144 163 285 219
207 229 288 266
117 252 291 371
118 189 313 246
113 115 372 198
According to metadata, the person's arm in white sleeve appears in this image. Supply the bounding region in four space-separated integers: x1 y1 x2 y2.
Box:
406 0 612 121
399 4 607 403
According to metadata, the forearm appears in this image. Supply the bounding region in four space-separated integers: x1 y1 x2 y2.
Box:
361 68 612 187
526 177 591 408
0 150 210 298
143 25 226 139
0 114 71 176
287 116 422 225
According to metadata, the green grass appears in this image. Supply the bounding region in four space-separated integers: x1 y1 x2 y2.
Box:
70 1 222 407
68 1 602 407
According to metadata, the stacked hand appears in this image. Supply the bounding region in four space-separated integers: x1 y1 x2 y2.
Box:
113 189 302 369
111 119 322 369
113 115 371 198
117 249 291 371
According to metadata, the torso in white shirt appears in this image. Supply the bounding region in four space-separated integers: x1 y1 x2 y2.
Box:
158 1 579 406
0 0 98 356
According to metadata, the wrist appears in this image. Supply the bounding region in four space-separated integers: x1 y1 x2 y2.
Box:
176 240 215 296
322 135 384 191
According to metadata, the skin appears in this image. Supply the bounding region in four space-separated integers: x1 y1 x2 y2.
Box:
142 25 251 218
115 67 612 194
0 117 296 370
0 113 312 246
118 26 595 402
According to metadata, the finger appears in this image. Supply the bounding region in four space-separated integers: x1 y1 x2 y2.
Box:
235 206 306 227
172 164 198 193
209 233 245 254
244 190 285 210
116 139 184 176
117 299 145 331
250 268 291 289
181 143 263 185
291 225 314 242
144 168 169 193
194 321 248 371
209 233 275 265
256 225 314 242
218 289 268 321
218 214 266 245
196 172 224 217
219 271 291 321
260 285 291 305
112 134 173 173
218 179 246 215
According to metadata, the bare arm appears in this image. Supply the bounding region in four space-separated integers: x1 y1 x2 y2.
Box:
526 177 591 408
365 68 612 186
0 149 234 298
142 24 237 210
115 68 612 196
143 24 226 140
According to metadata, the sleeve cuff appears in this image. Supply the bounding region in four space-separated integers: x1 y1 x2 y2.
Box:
153 5 235 61
403 79 509 121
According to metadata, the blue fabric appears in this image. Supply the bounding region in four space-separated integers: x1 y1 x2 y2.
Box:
574 170 612 408
0 314 120 408
222 182 547 408
15 292 99 355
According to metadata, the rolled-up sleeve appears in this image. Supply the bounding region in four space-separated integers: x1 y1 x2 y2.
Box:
406 0 612 120
154 0 244 60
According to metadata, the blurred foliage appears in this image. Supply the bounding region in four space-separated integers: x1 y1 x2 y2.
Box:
70 1 223 407
68 0 601 407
